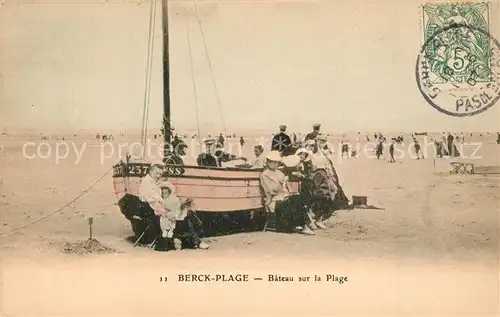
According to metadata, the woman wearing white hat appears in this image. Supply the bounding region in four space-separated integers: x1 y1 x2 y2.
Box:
260 151 314 235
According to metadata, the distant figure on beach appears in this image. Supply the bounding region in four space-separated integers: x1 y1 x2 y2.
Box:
218 133 225 147
388 139 396 163
447 133 461 157
497 133 500 144
434 138 448 158
305 124 321 141
413 138 423 159
375 139 384 160
271 125 292 154
240 136 245 147
341 140 349 159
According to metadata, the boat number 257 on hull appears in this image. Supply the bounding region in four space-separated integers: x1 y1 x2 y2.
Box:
112 163 185 178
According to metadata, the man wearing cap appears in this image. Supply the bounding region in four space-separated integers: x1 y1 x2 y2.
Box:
197 138 247 167
305 123 321 141
164 141 187 165
271 125 292 154
197 138 218 167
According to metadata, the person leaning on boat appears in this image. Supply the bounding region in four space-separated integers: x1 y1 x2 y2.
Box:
259 151 314 235
197 138 247 167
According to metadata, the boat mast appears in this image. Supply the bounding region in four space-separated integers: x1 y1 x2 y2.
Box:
162 0 171 157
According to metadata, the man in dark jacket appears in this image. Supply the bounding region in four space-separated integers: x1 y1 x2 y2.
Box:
164 141 187 165
271 125 292 154
197 138 247 167
305 123 321 141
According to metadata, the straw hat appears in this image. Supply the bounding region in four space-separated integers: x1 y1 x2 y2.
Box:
266 150 282 162
316 134 328 141
204 138 216 145
295 148 311 161
282 154 301 168
304 139 316 147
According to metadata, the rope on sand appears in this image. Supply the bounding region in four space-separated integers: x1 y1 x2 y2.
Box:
0 167 113 237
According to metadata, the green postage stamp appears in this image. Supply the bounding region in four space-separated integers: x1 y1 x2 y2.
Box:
417 2 500 117
422 3 491 84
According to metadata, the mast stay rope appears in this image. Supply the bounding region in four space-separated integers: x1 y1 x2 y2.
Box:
140 0 157 158
185 13 203 146
193 0 228 138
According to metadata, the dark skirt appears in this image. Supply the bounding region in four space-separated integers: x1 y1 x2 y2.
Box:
272 195 307 233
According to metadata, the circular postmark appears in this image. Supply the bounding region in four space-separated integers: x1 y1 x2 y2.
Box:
416 24 500 117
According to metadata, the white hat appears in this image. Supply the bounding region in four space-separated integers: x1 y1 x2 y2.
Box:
295 148 311 161
304 139 316 147
159 181 175 192
266 150 282 162
204 138 216 145
282 155 301 168
316 134 328 141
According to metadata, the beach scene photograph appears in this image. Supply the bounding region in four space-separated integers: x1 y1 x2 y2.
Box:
1 1 499 316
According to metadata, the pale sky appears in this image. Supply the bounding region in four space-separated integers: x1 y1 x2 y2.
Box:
1 0 499 133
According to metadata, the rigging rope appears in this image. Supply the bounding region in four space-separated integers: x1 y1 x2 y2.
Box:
193 0 228 137
185 14 202 146
143 0 157 153
140 0 157 158
0 167 113 237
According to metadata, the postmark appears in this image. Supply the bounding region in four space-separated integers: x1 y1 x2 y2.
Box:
416 3 500 116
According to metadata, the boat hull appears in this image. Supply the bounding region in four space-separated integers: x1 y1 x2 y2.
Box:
112 163 300 212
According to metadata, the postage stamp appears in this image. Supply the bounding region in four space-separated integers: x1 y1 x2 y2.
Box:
416 3 500 117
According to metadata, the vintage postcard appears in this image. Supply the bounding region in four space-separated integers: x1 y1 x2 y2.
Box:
1 0 499 316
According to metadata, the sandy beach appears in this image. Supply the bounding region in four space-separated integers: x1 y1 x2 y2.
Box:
1 132 498 316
